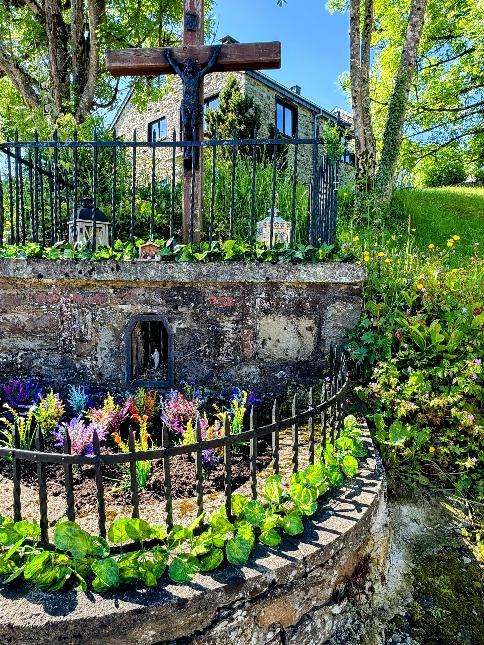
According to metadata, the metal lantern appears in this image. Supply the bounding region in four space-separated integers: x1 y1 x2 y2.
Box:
256 209 291 246
69 197 111 248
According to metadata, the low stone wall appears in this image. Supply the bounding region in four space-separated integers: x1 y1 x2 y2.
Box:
0 260 365 393
0 429 389 645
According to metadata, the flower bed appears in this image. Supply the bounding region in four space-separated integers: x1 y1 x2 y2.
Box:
0 382 272 513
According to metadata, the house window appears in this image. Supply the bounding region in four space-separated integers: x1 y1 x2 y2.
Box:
276 99 297 137
148 117 167 142
204 95 220 130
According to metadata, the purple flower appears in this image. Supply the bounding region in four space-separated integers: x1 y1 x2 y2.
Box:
471 457 477 465
467 414 475 421
1 378 41 409
474 359 482 365
52 417 107 455
405 309 411 315
403 344 408 350
472 373 478 381
202 449 219 470
407 366 413 373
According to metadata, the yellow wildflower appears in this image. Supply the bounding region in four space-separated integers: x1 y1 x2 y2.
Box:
429 446 435 454
428 243 435 249
377 251 385 257
391 235 397 240
352 235 360 242
384 258 391 263
453 235 460 241
416 283 424 290
447 240 454 247
411 228 416 232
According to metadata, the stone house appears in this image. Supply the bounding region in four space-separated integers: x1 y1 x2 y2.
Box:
111 37 354 183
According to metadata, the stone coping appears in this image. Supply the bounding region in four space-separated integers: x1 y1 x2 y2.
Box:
0 426 384 645
0 258 366 286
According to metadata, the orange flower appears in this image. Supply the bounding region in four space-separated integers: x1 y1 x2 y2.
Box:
142 414 149 423
131 413 141 423
112 432 122 446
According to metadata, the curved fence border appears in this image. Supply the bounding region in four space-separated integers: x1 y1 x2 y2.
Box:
0 347 348 546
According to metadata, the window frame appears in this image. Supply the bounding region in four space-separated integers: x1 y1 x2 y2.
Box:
275 97 298 138
148 116 168 143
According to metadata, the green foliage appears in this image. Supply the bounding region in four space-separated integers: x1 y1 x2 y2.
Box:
0 416 365 593
347 229 483 501
0 238 346 264
420 146 467 188
205 75 261 141
0 405 37 450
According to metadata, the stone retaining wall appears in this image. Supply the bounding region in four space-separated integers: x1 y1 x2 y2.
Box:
0 428 389 645
0 260 365 393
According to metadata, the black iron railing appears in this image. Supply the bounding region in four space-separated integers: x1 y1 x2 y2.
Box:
0 348 348 547
0 130 339 248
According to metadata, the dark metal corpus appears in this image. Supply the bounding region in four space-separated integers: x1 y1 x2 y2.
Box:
0 134 342 247
0 348 349 547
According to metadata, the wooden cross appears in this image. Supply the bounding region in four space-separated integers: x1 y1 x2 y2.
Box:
106 0 281 244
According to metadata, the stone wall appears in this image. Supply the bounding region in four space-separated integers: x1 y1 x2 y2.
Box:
0 427 390 645
0 260 364 394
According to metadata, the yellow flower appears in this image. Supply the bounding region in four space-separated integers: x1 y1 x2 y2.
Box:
384 258 391 263
352 235 360 242
429 446 435 454
377 251 385 258
391 235 397 241
411 228 416 232
453 235 460 241
447 240 454 247
416 283 424 290
428 243 435 249
364 256 371 263
452 268 459 273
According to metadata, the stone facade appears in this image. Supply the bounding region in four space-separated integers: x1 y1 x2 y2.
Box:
113 70 338 183
0 259 364 394
0 427 390 645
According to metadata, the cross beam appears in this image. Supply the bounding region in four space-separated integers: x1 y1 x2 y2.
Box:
106 42 282 77
106 0 281 244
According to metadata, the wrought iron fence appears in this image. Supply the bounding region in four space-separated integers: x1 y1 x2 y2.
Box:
0 348 348 548
0 129 340 248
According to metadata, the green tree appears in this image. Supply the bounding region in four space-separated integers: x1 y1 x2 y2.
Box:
205 75 261 140
419 144 467 187
0 1 213 133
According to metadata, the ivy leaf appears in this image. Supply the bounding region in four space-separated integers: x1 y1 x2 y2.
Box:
24 552 50 579
388 420 410 445
54 520 92 560
198 548 224 572
259 528 281 547
168 554 199 583
13 520 41 541
226 535 252 566
231 494 249 516
283 510 304 536
341 454 359 477
243 500 267 527
91 557 120 591
263 475 283 505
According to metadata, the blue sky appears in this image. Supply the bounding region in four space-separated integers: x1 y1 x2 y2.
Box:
211 0 351 111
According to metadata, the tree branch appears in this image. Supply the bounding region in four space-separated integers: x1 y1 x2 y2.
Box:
44 0 69 114
76 0 106 123
0 46 40 110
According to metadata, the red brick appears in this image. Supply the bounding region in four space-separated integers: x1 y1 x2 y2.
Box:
208 295 237 308
69 292 109 305
33 291 60 305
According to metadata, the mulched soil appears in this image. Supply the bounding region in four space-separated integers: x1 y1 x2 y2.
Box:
0 439 272 516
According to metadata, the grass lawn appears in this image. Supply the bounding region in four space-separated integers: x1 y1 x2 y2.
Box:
391 186 484 260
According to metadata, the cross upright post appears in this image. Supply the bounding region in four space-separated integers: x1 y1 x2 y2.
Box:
106 1 281 244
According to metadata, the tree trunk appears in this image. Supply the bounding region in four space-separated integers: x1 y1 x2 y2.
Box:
349 0 377 188
375 0 427 198
44 0 69 117
76 0 106 123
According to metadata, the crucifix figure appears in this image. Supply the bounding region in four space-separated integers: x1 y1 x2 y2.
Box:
106 0 281 244
164 45 221 164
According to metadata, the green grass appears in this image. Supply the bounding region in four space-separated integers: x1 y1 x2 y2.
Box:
391 187 484 260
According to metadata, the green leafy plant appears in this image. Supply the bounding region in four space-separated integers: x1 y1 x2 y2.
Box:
0 416 365 593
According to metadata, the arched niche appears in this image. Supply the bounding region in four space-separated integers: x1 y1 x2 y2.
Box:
125 314 174 388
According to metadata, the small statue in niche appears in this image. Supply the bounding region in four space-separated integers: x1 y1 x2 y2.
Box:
152 348 160 370
164 45 222 163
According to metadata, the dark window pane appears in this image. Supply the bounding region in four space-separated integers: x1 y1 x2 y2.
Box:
284 107 293 136
148 117 167 142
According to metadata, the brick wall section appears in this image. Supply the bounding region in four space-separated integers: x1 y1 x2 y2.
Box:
0 260 364 394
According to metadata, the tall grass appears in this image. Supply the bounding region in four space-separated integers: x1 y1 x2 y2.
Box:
203 156 310 242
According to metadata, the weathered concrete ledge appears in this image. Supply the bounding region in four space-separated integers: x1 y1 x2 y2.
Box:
0 429 388 645
0 260 365 392
0 258 366 286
